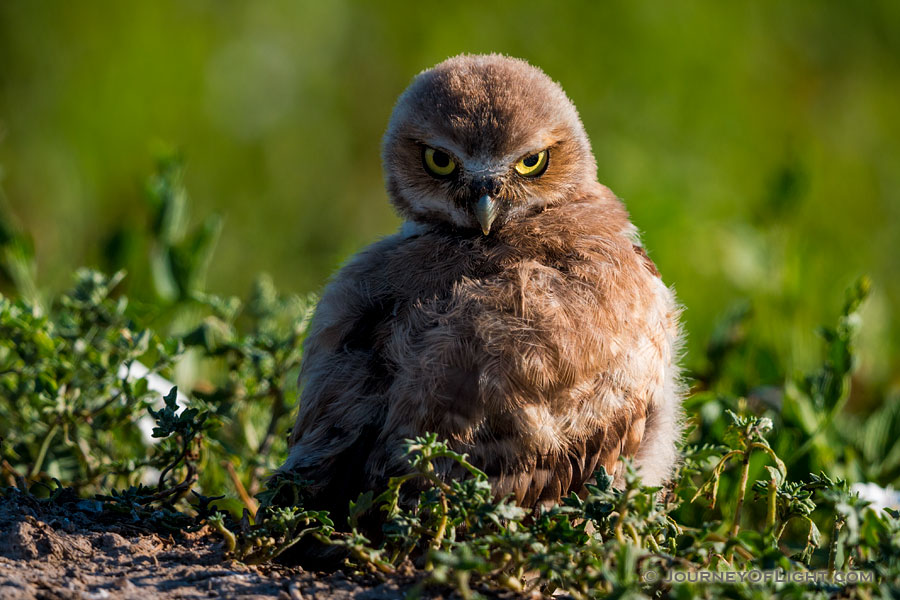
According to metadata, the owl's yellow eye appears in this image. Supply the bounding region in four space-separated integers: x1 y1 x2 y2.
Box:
423 147 457 177
514 150 549 177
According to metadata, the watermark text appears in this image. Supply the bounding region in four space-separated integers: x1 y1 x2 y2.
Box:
641 569 874 585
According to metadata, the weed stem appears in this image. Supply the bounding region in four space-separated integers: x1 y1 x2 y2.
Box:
29 423 59 479
731 451 752 537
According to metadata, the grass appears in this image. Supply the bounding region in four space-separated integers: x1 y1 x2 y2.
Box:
1 162 899 598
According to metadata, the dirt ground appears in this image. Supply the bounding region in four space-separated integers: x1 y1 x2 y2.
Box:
0 491 452 600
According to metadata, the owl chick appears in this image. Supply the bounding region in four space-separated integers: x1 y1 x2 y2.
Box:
280 54 683 521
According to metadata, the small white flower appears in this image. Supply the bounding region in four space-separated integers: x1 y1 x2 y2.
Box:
851 482 900 511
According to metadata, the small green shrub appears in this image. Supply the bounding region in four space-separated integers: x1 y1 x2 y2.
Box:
1 161 898 598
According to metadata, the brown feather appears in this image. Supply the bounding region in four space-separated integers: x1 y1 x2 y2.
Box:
280 54 683 524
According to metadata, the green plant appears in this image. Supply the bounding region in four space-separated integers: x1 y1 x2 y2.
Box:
2 161 898 598
0 270 180 490
204 276 900 598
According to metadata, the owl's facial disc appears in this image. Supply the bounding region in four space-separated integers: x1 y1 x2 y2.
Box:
382 54 597 234
417 142 554 235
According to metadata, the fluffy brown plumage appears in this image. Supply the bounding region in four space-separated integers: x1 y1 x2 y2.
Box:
280 54 683 521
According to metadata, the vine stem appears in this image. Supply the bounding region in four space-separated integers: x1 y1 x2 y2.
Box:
29 423 59 479
705 534 754 561
765 476 777 532
776 520 789 542
828 517 844 577
690 450 742 506
1 459 26 489
210 517 237 552
731 451 752 538
426 493 450 570
614 488 632 544
626 522 642 546
224 460 258 517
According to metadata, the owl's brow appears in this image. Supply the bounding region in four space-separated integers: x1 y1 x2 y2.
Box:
513 137 566 161
411 136 465 161
467 138 563 175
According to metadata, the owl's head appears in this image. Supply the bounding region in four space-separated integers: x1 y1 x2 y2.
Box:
382 54 597 235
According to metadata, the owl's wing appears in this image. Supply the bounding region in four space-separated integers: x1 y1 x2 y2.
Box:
279 235 405 515
490 394 650 509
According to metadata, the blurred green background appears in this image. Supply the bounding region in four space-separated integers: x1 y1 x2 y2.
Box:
1 1 898 406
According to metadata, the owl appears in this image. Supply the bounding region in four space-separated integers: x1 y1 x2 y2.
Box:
280 54 683 524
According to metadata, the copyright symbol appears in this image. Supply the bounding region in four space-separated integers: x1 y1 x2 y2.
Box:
642 570 659 583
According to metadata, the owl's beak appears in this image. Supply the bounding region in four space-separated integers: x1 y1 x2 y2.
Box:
476 195 498 235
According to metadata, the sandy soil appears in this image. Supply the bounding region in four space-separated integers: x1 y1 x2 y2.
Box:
0 491 433 600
